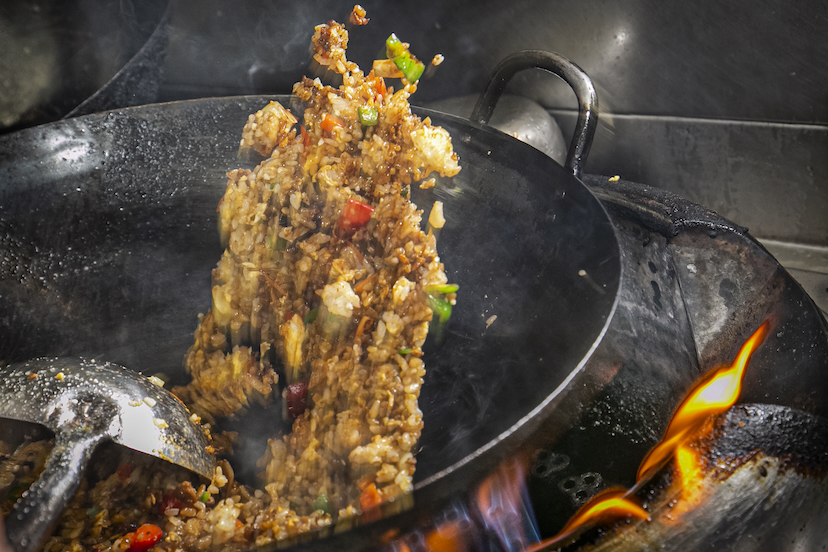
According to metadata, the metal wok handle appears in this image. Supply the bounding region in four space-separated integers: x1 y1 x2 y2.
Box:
470 50 599 177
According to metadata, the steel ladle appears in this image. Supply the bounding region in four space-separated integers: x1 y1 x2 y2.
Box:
0 357 215 552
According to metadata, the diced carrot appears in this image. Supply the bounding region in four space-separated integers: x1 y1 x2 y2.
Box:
320 113 345 134
360 483 383 511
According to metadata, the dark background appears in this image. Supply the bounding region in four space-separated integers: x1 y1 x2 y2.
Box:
162 0 828 247
2 0 827 246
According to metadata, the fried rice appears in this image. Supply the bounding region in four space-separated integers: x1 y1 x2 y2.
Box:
1 8 460 551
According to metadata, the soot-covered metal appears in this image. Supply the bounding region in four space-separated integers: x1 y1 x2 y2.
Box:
547 404 828 551
382 176 828 552
521 177 828 549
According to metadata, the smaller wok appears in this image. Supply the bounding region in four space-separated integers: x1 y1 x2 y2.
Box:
0 52 620 548
0 0 169 134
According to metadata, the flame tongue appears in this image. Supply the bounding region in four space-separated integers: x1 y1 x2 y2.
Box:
559 489 650 535
636 321 770 481
387 322 773 552
525 321 771 551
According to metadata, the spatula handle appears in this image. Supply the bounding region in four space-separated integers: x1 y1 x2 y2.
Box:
5 431 106 552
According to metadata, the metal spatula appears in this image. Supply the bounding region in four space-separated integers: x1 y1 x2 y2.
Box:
0 357 215 552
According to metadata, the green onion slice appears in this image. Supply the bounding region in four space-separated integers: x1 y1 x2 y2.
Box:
426 283 459 295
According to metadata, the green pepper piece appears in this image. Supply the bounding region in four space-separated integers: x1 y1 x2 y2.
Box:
304 308 319 325
426 292 452 324
398 348 412 355
200 491 211 502
393 53 425 83
385 34 405 59
276 237 287 251
358 105 378 126
312 493 331 515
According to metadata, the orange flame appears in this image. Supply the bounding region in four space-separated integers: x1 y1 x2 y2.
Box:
524 320 770 551
636 320 769 481
424 521 468 552
669 443 706 512
559 489 650 534
524 489 649 552
674 444 702 486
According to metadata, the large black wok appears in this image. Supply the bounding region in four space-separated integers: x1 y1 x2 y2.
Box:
0 53 621 549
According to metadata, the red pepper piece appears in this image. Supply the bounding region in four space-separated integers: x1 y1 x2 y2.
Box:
127 524 163 552
286 381 308 418
115 463 134 482
158 491 187 515
338 198 374 231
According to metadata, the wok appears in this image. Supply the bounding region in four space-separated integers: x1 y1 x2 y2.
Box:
0 0 169 134
0 52 620 548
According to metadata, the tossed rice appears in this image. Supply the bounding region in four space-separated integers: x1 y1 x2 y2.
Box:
1 9 460 551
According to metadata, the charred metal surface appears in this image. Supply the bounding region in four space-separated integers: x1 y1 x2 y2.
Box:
527 195 700 538
735 268 828 417
551 404 828 552
669 228 780 370
701 404 828 477
521 176 828 544
583 174 828 420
